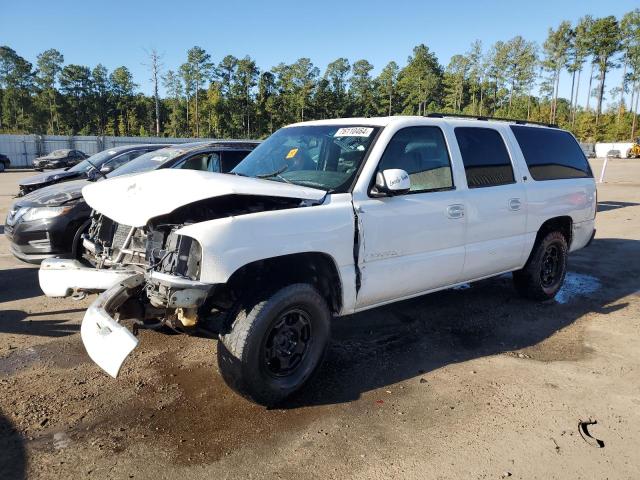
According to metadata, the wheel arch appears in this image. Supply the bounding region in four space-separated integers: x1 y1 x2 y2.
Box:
225 251 344 314
527 216 573 264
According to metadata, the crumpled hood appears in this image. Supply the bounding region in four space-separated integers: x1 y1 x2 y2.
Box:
20 169 78 187
17 179 89 207
82 169 327 227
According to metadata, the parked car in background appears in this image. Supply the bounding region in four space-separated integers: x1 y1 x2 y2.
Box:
38 116 596 405
18 144 166 196
0 153 10 172
33 149 88 170
6 140 259 263
606 149 621 159
579 143 595 159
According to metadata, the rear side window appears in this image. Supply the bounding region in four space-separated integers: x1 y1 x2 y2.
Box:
510 126 592 180
454 127 515 188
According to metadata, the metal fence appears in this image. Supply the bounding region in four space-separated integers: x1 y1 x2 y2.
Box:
0 134 230 168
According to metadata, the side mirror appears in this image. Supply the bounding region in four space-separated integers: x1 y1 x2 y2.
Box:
374 169 410 196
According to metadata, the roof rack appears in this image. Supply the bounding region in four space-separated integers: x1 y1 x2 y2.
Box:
425 112 558 128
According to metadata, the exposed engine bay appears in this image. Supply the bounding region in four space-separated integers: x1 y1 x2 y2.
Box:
78 194 315 333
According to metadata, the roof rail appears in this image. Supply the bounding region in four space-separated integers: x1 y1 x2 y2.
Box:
425 112 558 128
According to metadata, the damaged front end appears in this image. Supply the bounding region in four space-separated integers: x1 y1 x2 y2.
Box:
77 217 216 377
68 193 318 377
38 213 147 297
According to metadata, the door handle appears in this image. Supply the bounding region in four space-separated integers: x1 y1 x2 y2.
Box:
509 198 522 211
447 204 464 219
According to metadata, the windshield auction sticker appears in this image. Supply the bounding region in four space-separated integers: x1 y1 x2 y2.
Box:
334 127 373 137
286 148 299 159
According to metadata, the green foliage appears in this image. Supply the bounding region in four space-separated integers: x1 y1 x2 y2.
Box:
1 10 640 142
397 44 443 115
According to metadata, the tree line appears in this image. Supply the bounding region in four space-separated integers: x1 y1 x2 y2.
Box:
0 9 639 142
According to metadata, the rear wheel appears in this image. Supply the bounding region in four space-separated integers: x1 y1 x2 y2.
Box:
513 231 568 301
217 283 331 406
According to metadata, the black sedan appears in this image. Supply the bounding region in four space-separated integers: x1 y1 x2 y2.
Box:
18 144 166 197
33 149 88 170
6 140 259 263
0 153 10 172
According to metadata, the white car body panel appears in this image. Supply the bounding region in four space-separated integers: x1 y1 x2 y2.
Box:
353 189 466 308
81 169 326 227
176 193 359 314
80 275 144 377
520 177 596 253
39 258 138 297
81 302 139 378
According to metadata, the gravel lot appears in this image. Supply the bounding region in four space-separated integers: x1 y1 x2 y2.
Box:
1 159 639 479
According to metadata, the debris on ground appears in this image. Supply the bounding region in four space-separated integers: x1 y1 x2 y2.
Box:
578 419 605 448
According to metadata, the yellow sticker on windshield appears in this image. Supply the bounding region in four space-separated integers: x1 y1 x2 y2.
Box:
286 148 298 159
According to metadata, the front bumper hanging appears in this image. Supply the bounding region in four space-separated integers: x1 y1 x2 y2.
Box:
81 273 144 377
39 258 139 297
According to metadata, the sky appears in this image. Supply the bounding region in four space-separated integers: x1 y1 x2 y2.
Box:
1 0 637 109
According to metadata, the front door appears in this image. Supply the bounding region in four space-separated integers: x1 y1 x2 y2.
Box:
353 126 466 309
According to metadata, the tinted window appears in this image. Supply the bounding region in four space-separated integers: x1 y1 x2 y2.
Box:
377 126 453 192
510 126 592 180
177 152 215 171
109 147 186 177
220 150 251 172
107 151 142 170
455 127 515 188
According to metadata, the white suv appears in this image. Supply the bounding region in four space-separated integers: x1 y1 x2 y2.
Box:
39 115 596 405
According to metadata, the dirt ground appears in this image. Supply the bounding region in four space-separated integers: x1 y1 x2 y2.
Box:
0 159 639 480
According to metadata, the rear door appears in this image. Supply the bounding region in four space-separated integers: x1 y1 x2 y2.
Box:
454 125 527 279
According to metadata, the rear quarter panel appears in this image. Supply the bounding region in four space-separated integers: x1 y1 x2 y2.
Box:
503 126 597 254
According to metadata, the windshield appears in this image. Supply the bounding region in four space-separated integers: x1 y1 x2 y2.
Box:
48 150 70 158
232 125 379 191
68 149 117 173
109 147 185 177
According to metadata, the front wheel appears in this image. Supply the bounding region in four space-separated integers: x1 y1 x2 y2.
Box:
513 231 568 301
71 219 92 260
0 162 5 172
217 283 331 406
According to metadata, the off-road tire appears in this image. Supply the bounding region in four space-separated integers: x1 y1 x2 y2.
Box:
217 283 331 406
513 231 568 301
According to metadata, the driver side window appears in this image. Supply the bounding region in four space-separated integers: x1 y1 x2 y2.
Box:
377 126 453 193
